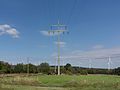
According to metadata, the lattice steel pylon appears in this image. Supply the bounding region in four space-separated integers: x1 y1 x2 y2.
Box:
48 20 68 75
108 56 112 71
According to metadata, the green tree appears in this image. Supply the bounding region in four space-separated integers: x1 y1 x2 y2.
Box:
65 63 72 71
114 67 120 75
14 63 24 73
0 61 12 73
64 63 73 74
29 63 37 73
39 62 50 74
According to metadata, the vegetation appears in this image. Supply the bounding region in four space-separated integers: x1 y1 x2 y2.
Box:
0 61 120 75
0 75 120 90
1 60 120 90
0 60 120 90
38 63 50 74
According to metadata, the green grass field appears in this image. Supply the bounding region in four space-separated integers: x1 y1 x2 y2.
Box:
0 75 120 90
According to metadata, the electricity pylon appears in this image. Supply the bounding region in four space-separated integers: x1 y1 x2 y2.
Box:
108 56 112 71
89 59 92 69
27 57 30 76
48 20 68 75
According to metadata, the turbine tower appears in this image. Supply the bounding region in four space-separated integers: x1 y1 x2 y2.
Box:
48 20 68 75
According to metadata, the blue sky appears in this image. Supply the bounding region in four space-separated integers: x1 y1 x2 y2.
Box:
0 0 120 68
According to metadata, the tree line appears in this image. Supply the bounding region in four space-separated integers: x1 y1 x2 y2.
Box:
0 61 120 75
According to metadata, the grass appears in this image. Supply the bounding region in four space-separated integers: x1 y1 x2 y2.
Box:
0 74 120 90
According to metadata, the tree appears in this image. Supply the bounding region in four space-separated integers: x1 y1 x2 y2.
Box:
114 67 120 75
14 63 24 73
64 63 72 71
29 63 37 73
0 61 12 73
64 63 73 74
39 62 50 74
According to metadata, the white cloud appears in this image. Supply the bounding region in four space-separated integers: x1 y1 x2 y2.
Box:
51 47 120 68
93 45 104 49
40 31 49 36
0 24 19 38
59 47 120 59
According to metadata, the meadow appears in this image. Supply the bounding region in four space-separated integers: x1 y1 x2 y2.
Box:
0 75 120 90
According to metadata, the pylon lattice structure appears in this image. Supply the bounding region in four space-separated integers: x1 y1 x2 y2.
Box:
48 20 68 75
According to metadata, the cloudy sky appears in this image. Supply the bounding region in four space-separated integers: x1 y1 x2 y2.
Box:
0 0 120 68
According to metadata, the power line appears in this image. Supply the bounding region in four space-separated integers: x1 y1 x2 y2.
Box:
67 0 78 25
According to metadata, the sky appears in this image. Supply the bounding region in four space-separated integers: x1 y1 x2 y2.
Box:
0 0 120 68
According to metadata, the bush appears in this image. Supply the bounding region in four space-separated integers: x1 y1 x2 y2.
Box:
79 70 88 75
65 70 73 75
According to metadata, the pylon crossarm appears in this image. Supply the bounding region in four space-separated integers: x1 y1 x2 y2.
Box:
48 30 67 32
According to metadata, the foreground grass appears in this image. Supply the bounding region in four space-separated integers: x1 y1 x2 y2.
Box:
0 75 120 90
1 84 67 90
